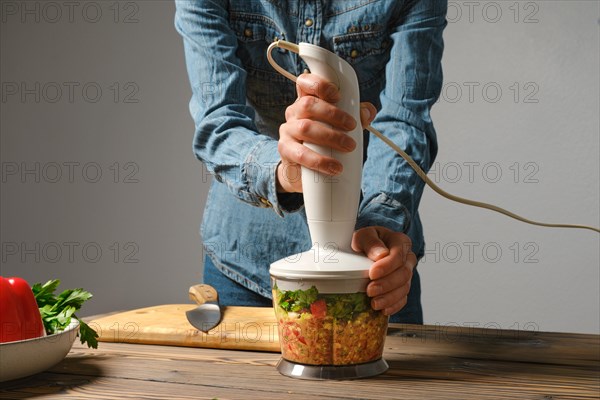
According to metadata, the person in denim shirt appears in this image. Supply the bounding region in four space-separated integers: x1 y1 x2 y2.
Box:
175 0 447 324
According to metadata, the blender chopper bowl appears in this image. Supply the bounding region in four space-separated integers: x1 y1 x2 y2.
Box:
270 251 389 380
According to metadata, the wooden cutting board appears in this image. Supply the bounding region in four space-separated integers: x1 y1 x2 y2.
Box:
89 305 281 352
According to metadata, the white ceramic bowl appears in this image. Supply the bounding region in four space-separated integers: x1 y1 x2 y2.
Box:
0 320 79 382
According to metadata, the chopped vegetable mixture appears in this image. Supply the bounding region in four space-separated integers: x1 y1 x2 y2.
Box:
273 286 387 365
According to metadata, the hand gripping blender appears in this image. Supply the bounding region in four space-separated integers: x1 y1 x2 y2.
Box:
267 41 389 380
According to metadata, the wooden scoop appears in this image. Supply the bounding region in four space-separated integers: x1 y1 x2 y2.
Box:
185 284 222 333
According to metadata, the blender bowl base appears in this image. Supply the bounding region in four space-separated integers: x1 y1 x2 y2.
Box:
276 358 389 380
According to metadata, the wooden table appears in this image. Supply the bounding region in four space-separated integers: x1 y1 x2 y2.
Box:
1 323 598 399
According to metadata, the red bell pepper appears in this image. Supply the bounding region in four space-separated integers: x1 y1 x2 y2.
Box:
0 276 46 343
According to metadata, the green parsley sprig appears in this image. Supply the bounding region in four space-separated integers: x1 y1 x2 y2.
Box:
31 279 99 349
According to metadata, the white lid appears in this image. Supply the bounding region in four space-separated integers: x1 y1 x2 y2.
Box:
270 246 372 280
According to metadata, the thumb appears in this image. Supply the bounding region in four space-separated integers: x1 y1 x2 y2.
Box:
359 102 377 128
352 227 390 261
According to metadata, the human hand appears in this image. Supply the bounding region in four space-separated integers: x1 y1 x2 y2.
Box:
351 226 417 316
277 73 376 193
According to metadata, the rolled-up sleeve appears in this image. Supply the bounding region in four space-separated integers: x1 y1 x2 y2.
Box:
357 0 447 237
175 0 297 217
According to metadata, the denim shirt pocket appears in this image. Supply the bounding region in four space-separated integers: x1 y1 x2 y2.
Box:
332 28 391 94
229 13 296 110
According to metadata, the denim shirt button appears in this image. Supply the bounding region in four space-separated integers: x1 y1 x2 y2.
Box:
304 18 314 27
350 49 359 58
259 197 272 207
243 28 253 38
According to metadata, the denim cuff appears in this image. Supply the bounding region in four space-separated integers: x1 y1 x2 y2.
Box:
243 139 303 217
356 192 411 234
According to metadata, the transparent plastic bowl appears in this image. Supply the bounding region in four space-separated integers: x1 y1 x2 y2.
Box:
271 276 388 366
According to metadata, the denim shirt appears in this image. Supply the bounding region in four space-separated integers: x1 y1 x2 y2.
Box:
175 0 447 298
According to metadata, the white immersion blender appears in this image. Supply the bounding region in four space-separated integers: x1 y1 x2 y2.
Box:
267 41 389 379
266 40 600 381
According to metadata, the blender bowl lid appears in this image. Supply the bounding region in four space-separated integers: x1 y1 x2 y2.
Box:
270 247 372 279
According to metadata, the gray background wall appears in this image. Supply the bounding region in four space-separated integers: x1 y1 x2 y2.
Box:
1 1 598 334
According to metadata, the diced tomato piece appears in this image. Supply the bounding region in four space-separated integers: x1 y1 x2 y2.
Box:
310 299 327 319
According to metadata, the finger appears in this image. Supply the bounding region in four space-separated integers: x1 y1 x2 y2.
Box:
359 102 377 128
285 95 356 132
383 298 408 316
373 253 416 315
278 139 342 176
368 234 413 280
276 161 302 193
283 118 356 152
366 261 412 298
405 251 417 271
351 227 390 261
296 73 340 103
370 285 410 314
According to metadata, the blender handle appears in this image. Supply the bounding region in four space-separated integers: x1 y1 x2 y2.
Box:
267 41 364 252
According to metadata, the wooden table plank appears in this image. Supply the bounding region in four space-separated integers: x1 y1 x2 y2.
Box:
2 338 598 400
1 319 598 399
386 324 600 367
3 373 593 400
0 373 323 400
